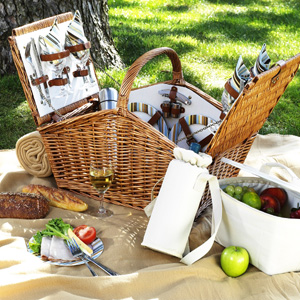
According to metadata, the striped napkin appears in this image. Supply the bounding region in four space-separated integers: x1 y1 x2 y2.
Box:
39 18 63 64
221 55 251 113
65 10 88 60
251 43 271 77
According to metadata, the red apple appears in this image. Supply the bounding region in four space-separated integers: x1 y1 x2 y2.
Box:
260 187 287 207
260 194 281 214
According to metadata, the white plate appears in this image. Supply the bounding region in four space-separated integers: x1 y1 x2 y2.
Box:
128 102 169 137
27 236 104 266
169 114 219 151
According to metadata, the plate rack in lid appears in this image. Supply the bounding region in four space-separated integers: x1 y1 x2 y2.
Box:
8 12 100 126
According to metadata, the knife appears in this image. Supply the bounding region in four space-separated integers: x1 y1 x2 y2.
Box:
25 41 46 105
30 37 52 106
158 89 192 105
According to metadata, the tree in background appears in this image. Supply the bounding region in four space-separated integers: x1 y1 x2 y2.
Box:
0 0 124 75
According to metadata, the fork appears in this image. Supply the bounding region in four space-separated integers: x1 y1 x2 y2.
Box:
24 41 46 105
66 239 98 277
69 238 119 276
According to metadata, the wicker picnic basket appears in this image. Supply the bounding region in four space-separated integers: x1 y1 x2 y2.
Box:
9 13 300 216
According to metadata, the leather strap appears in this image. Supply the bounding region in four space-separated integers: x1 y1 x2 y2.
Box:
51 113 63 122
219 111 226 120
270 60 287 87
169 86 177 102
178 118 214 148
73 69 89 77
161 101 171 117
225 80 239 99
48 78 68 87
170 103 184 118
276 60 286 71
65 41 91 53
199 134 214 148
40 50 70 62
148 111 162 126
31 75 48 86
179 117 197 145
63 66 70 74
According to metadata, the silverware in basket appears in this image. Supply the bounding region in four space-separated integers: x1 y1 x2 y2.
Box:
30 37 52 105
68 238 119 276
67 239 98 277
25 41 46 105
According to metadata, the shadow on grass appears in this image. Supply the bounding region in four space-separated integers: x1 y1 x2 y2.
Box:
111 3 300 69
0 75 36 149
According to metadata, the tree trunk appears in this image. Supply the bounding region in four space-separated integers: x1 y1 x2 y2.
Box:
0 0 124 76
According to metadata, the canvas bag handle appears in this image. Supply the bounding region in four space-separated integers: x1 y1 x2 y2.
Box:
142 149 222 265
221 158 300 194
259 162 300 184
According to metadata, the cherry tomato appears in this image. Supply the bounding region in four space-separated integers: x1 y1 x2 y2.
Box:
73 225 96 244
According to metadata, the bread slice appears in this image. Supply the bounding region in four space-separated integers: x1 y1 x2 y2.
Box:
22 184 88 212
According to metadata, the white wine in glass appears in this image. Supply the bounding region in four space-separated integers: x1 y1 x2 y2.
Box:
89 163 114 218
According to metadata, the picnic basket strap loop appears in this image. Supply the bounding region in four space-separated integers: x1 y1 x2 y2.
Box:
117 47 184 112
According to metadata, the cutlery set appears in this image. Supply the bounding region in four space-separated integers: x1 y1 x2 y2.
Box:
23 11 97 115
67 238 119 277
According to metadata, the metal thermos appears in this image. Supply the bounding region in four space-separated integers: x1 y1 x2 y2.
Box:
99 88 118 110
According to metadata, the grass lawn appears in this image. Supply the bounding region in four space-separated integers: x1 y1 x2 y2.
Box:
1 0 299 149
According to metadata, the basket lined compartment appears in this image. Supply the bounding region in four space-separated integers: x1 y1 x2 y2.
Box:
38 46 300 213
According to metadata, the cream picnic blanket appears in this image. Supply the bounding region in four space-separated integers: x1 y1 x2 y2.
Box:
15 131 52 177
1 134 300 300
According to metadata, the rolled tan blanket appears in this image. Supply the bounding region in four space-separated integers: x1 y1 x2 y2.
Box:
16 131 52 177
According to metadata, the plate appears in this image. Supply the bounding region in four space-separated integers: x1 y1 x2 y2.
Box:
27 236 104 266
169 114 219 151
128 102 169 137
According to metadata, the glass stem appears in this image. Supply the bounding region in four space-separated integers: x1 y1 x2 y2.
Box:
98 192 106 214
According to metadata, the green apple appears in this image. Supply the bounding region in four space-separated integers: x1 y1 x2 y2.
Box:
220 246 249 277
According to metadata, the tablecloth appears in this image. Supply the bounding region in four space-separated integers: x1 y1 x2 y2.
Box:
1 134 300 300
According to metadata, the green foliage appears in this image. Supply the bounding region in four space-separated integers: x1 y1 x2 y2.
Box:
0 75 36 149
1 0 300 149
106 0 300 135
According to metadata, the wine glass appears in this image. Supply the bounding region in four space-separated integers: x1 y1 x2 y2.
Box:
65 10 95 90
39 18 70 99
89 162 114 218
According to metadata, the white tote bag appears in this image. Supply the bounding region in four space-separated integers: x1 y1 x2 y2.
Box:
141 148 222 265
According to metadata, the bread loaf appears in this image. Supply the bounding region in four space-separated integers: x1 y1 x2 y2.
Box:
22 185 88 212
0 192 49 219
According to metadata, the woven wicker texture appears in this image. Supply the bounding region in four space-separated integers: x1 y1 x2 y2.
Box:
9 12 300 212
38 46 299 213
206 54 300 158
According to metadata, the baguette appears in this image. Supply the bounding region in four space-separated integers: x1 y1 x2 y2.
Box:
22 185 88 212
0 192 49 219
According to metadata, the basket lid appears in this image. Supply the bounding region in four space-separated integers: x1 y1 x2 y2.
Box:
221 158 300 194
9 12 100 126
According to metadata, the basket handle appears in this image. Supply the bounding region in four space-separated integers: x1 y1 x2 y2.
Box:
117 47 184 111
